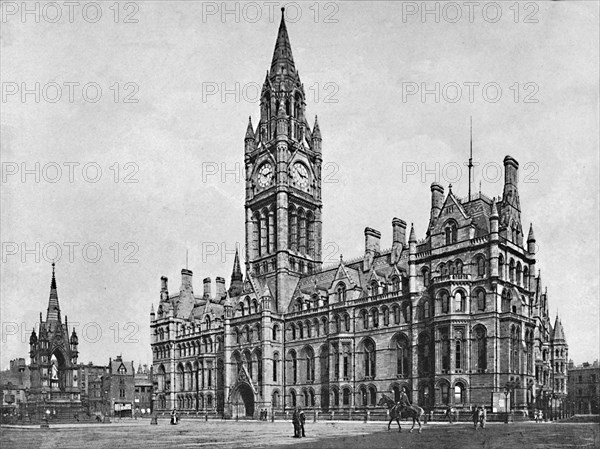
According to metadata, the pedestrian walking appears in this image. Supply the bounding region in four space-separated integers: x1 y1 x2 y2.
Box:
292 408 300 438
472 406 480 430
170 409 178 425
444 406 455 424
298 408 306 437
478 406 486 429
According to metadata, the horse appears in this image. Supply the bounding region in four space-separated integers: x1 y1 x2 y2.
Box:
378 394 424 433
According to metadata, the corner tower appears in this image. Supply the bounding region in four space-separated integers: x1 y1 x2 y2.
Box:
244 9 323 312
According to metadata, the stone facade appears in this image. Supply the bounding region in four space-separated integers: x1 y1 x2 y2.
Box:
27 263 82 420
151 12 568 417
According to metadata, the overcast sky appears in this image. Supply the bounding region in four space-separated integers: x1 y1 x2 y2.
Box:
1 1 598 370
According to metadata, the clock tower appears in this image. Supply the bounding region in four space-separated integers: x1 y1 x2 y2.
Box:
244 8 323 312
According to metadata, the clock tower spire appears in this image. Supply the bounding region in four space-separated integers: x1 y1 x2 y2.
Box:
244 8 323 312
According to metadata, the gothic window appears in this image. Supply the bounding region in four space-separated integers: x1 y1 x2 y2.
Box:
454 383 465 404
502 290 511 313
523 266 530 289
422 267 430 287
423 299 430 318
290 389 297 407
360 386 367 406
298 322 304 339
332 388 339 406
344 313 351 332
440 382 450 405
268 208 276 254
370 280 379 296
476 255 486 277
307 211 315 257
474 325 487 372
272 325 279 341
364 339 376 378
499 254 505 279
510 325 520 373
337 283 346 302
273 353 279 382
509 259 515 282
369 386 377 406
440 291 450 314
305 347 315 382
333 345 340 379
305 320 312 338
392 276 400 292
343 347 350 378
291 351 298 384
396 334 410 377
298 209 307 254
393 305 401 324
361 310 368 330
455 259 463 275
272 391 280 408
402 302 411 323
454 291 465 312
445 221 458 245
289 206 297 250
322 317 329 335
441 330 450 372
476 289 486 311
418 333 431 376
319 346 329 383
371 308 379 328
342 388 351 407
455 339 462 370
290 324 296 340
382 307 390 326
516 262 522 286
334 315 341 334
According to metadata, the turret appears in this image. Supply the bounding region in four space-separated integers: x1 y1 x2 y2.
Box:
150 303 155 320
408 224 417 293
70 328 79 361
245 116 256 153
228 249 244 297
312 116 322 152
430 182 444 223
527 223 536 254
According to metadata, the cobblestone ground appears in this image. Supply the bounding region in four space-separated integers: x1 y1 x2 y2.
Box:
1 420 598 449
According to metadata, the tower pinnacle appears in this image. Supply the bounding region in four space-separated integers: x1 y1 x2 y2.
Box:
270 7 296 80
46 262 61 324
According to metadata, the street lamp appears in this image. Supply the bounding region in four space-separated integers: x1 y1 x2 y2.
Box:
150 382 158 425
504 381 516 424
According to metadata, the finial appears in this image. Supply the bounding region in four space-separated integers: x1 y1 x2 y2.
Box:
448 183 453 192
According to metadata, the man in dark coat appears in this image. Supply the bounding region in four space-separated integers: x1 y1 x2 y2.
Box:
298 408 306 437
292 408 300 438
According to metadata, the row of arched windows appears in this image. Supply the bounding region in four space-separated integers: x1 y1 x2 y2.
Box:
236 296 260 317
233 324 261 345
288 205 316 256
252 205 276 257
498 255 530 289
155 360 221 394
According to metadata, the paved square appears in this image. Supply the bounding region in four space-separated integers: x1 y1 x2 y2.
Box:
1 420 599 449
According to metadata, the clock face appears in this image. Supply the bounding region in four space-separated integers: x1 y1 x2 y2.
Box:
258 163 273 187
293 163 309 189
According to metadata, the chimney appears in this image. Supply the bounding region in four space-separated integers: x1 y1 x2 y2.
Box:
430 182 444 220
203 277 212 298
365 227 381 254
392 218 407 245
181 269 193 290
160 276 169 301
363 227 381 272
391 218 407 265
215 277 226 299
503 155 519 186
502 155 520 210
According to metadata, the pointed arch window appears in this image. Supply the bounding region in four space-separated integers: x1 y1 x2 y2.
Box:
364 340 376 378
474 326 487 372
477 289 486 311
396 335 410 377
337 283 346 302
361 310 369 330
441 292 450 314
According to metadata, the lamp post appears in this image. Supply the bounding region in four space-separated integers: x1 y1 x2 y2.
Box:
504 381 516 424
150 387 158 425
423 392 429 424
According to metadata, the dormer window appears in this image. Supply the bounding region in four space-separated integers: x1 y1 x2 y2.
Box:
444 221 458 245
337 283 346 302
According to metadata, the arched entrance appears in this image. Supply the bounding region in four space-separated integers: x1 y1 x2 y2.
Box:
231 383 255 418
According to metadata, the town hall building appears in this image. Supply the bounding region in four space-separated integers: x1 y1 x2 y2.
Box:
150 11 568 418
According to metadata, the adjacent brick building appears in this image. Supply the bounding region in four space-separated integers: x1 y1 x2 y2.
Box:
567 360 599 414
